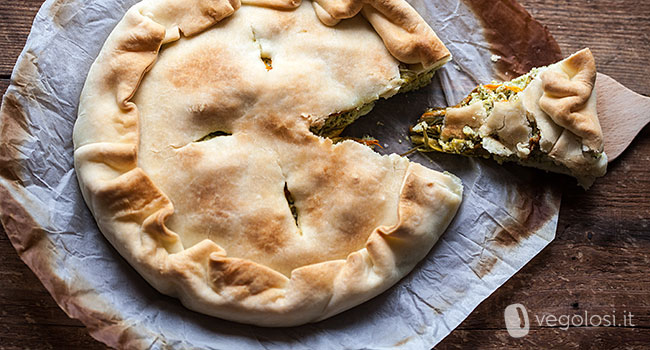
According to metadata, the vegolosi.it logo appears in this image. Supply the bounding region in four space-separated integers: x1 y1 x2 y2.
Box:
504 303 530 338
504 303 635 338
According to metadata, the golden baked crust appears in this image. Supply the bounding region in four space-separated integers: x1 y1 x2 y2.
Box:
411 49 606 188
538 49 602 152
312 0 451 69
73 0 462 326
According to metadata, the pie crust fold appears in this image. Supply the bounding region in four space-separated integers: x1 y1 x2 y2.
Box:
312 0 452 69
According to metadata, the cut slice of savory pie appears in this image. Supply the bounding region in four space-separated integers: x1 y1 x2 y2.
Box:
73 0 462 327
410 49 607 188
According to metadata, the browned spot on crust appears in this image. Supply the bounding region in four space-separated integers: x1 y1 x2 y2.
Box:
183 169 239 221
0 93 27 185
95 168 172 223
464 0 563 80
177 142 205 166
244 213 288 254
252 113 314 146
400 176 420 203
167 46 242 91
495 177 560 247
155 44 260 128
210 256 286 297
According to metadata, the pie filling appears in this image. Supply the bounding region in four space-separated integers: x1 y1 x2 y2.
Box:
410 68 540 156
195 130 232 142
398 64 438 94
311 101 377 137
283 182 299 225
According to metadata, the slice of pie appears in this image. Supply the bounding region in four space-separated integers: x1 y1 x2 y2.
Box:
410 49 607 188
73 0 462 326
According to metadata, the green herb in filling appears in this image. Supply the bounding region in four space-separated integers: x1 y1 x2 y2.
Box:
195 130 231 142
410 68 542 158
284 182 298 224
312 101 376 137
399 65 437 93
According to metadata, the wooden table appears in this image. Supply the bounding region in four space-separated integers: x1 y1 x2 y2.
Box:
1 0 649 348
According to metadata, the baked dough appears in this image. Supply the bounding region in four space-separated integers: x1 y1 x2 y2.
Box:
411 49 606 188
73 0 462 326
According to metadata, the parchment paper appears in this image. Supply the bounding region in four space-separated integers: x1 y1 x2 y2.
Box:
0 0 562 348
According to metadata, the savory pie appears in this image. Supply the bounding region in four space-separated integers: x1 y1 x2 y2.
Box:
73 0 462 326
411 49 606 188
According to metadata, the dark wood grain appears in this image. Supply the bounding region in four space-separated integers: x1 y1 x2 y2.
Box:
0 0 43 77
1 0 649 349
1 79 8 97
0 324 106 350
0 232 104 349
439 328 650 350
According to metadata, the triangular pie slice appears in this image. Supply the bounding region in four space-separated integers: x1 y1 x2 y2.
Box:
410 49 607 188
73 0 462 326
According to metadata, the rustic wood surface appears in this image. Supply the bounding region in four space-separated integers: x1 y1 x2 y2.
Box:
1 0 649 349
